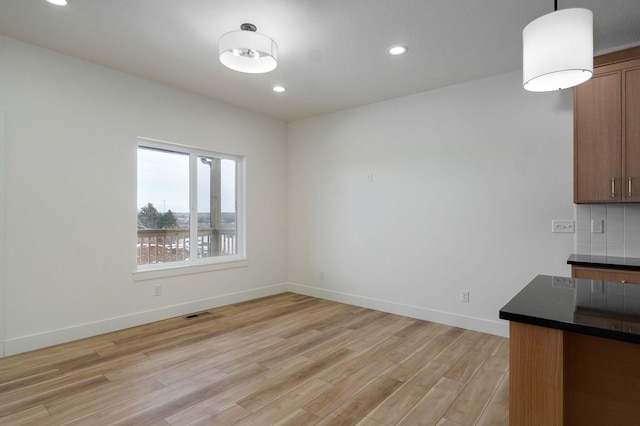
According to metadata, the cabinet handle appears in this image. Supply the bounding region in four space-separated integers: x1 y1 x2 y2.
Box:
629 176 633 198
611 177 616 198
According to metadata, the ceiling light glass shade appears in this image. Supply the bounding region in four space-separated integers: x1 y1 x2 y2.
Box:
219 29 278 74
523 8 593 92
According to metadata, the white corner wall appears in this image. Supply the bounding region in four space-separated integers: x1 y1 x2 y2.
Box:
287 71 576 337
0 111 5 357
0 35 288 356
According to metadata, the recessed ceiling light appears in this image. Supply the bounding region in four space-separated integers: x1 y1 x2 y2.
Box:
273 86 286 93
388 45 408 56
47 0 68 5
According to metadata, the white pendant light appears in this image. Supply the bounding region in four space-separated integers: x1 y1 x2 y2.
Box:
523 3 593 92
219 23 278 74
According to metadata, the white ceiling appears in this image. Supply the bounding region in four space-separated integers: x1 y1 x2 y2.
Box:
1 0 639 122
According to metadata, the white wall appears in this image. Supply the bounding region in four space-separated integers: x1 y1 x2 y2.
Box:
0 35 288 355
287 71 576 336
0 111 5 357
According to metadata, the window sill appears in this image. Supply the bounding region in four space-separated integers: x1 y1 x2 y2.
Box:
133 257 249 282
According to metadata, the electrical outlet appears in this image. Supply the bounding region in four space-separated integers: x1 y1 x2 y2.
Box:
460 290 470 303
591 219 604 234
319 270 325 280
552 220 575 233
592 281 605 293
154 285 162 296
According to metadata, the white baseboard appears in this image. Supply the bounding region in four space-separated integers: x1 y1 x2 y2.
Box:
4 281 509 357
286 282 509 338
3 283 288 356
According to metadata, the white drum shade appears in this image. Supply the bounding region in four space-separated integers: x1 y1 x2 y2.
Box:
219 29 278 74
523 8 593 92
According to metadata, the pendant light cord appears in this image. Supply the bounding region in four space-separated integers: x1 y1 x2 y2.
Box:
554 0 558 11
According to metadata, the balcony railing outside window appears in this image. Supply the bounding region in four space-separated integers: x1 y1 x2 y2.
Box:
137 228 236 265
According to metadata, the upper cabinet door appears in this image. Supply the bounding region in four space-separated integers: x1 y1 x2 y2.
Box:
574 71 622 203
624 66 640 202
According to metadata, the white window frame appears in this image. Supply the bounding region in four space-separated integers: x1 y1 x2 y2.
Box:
133 137 247 281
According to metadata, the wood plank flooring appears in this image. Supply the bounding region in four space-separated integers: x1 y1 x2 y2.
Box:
0 293 509 425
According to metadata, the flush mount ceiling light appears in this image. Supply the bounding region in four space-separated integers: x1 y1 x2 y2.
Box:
523 1 593 92
219 23 278 74
46 0 67 5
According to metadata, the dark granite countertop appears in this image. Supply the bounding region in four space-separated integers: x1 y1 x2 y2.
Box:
567 254 640 271
499 274 640 345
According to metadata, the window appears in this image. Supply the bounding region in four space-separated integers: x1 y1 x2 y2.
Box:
136 139 244 271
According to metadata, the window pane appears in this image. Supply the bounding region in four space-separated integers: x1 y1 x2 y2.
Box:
137 147 190 265
197 156 237 257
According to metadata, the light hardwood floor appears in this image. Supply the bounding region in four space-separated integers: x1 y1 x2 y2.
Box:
0 293 509 425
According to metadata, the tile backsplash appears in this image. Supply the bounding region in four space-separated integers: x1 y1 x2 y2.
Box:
575 204 640 257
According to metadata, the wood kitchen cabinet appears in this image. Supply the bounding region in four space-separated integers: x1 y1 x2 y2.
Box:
571 265 640 284
574 46 640 203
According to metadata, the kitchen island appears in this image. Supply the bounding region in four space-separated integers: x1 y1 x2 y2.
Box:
500 275 640 425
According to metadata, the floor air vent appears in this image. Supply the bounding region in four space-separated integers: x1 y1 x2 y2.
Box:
183 311 210 320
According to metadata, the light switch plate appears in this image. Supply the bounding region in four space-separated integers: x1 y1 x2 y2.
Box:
552 220 575 233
